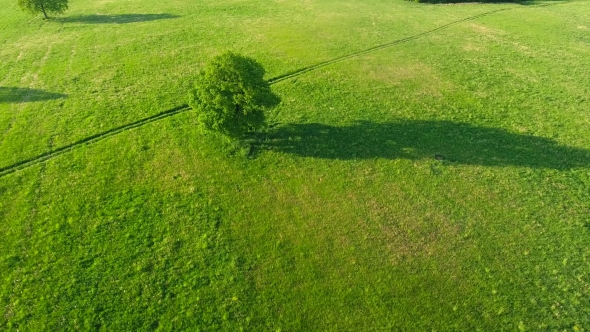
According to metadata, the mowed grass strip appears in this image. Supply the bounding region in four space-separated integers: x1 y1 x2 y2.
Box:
1 0 590 330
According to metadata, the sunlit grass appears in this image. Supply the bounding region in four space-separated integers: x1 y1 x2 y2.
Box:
1 0 589 330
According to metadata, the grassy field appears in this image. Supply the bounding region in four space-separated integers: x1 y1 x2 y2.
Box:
1 0 589 330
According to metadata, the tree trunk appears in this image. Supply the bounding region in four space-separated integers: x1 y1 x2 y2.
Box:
40 4 49 19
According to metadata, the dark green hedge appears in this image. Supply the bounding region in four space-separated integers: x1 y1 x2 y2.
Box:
409 0 522 3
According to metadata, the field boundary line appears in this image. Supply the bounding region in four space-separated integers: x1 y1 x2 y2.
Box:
0 105 190 178
0 6 528 178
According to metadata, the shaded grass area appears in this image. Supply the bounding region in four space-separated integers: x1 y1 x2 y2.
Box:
57 14 181 24
256 120 590 169
411 0 521 3
0 87 67 104
411 0 569 4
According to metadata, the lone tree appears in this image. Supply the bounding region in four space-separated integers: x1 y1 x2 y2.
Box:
17 0 68 19
189 52 280 141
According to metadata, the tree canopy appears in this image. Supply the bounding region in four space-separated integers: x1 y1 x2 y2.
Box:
189 52 280 141
18 0 68 19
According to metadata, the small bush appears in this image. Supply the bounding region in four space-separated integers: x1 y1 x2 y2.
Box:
189 52 280 141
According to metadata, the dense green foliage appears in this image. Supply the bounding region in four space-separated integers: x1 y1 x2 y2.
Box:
1 0 589 330
189 52 280 141
17 0 68 19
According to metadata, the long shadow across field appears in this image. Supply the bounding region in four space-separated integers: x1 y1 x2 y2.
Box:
0 87 67 104
256 120 590 170
58 14 180 24
416 0 568 4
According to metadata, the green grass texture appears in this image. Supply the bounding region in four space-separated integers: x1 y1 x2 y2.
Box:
1 0 589 330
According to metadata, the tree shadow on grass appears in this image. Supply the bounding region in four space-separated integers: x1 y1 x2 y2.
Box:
58 14 180 24
415 0 569 4
254 120 590 170
0 87 67 104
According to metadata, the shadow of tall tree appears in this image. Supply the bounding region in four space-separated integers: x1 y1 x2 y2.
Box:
413 0 569 4
58 14 180 24
0 87 67 104
255 120 590 170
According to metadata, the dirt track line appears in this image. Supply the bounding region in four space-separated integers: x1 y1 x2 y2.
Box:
0 105 190 178
0 6 529 178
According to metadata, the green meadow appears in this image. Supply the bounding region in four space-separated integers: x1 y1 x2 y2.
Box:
1 0 589 330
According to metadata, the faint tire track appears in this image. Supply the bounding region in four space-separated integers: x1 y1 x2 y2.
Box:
267 7 511 84
0 105 190 178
